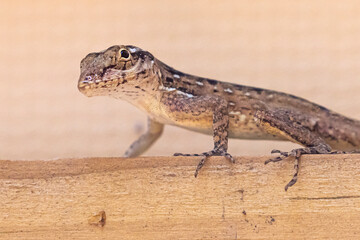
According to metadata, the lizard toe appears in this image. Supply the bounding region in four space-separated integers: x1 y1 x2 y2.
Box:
265 155 288 164
271 149 290 157
222 152 235 163
266 149 292 164
173 152 201 156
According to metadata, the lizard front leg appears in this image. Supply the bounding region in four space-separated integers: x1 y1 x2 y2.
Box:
255 109 332 190
123 117 164 157
170 95 234 177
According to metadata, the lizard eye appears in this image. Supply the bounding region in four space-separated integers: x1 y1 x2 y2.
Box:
119 49 130 60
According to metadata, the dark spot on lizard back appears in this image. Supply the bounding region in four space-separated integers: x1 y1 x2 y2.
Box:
182 81 193 85
207 79 217 85
166 77 173 83
177 87 195 96
235 84 263 94
317 104 330 112
178 87 189 92
252 87 264 94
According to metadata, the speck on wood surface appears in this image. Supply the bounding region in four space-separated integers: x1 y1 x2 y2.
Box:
1 155 360 239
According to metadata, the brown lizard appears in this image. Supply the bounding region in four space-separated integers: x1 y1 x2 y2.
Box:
78 45 360 190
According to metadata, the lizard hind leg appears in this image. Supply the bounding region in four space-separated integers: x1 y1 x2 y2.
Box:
255 109 333 191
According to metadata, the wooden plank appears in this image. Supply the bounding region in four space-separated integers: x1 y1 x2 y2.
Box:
1 155 360 239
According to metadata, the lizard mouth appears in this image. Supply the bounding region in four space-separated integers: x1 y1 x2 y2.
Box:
78 70 121 97
78 58 143 97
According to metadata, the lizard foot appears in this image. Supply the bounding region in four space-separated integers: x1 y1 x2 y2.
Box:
267 148 359 164
174 150 234 177
265 145 331 191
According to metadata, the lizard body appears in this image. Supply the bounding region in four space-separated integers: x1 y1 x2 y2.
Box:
78 45 360 190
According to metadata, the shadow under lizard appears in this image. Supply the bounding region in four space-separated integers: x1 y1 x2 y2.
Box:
78 45 360 191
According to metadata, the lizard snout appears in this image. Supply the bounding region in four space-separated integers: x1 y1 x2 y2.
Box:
77 73 98 97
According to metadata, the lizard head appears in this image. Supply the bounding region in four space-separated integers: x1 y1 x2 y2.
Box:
78 45 155 97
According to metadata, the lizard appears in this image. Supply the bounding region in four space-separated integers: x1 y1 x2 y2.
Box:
78 45 360 191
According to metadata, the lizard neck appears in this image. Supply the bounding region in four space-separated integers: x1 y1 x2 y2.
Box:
156 60 215 98
109 60 164 115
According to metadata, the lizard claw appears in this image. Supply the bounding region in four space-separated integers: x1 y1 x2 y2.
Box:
222 152 235 164
271 149 282 154
264 155 288 165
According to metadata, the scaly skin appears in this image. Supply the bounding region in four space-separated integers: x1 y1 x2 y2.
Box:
78 45 360 190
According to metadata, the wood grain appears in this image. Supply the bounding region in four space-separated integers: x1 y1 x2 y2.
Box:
1 154 360 239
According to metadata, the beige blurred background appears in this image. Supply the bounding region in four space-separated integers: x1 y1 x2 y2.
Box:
0 0 360 160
